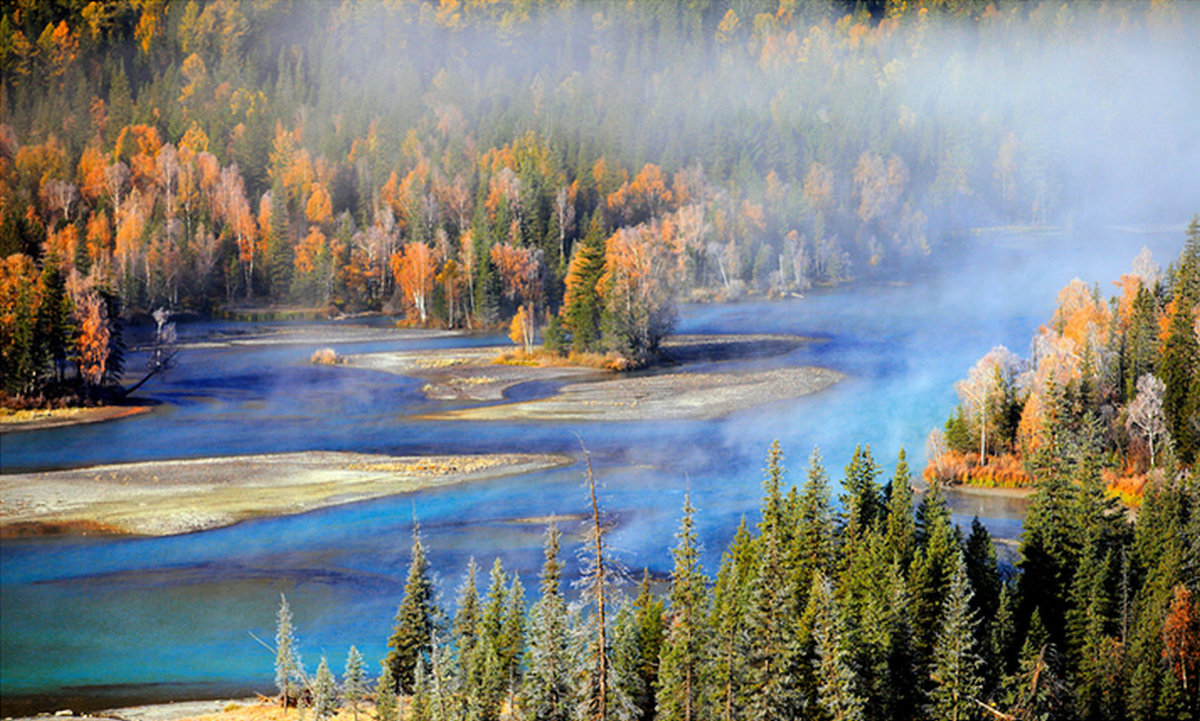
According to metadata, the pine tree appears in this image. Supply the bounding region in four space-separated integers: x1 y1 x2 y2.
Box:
632 570 665 721
909 498 958 673
1159 288 1199 464
707 518 753 721
884 448 916 571
656 494 709 721
275 593 302 707
312 657 338 721
469 558 512 721
929 552 985 721
385 522 436 693
840 444 884 539
792 447 835 611
561 213 607 352
812 572 865 721
743 494 801 720
374 662 398 721
453 557 480 684
523 524 573 721
964 518 1002 654
575 442 623 721
342 645 367 721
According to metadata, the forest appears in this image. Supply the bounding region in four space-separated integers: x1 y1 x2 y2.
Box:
272 440 1200 721
3 0 1197 401
926 220 1200 497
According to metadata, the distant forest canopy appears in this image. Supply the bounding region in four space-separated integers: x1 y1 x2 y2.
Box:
926 220 1200 492
2 0 1198 392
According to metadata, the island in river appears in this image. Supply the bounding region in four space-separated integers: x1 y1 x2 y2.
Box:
340 333 845 421
0 451 570 538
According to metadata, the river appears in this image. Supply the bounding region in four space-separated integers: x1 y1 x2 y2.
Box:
0 225 1186 714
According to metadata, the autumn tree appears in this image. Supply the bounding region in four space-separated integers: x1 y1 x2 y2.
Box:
391 241 437 324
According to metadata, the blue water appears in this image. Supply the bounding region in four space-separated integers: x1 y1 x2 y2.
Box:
0 226 1187 711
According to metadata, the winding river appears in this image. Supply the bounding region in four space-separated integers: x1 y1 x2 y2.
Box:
0 226 1185 713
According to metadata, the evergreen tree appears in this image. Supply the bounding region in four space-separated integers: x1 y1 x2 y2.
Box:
964 517 1002 654
35 252 73 385
274 593 302 707
1018 467 1081 653
840 444 884 538
374 662 398 721
632 570 665 721
341 645 367 721
385 522 436 693
1159 288 1200 464
523 525 573 721
469 558 512 721
656 494 709 721
929 552 985 721
792 447 836 610
561 213 607 352
884 448 917 571
707 518 754 721
909 493 958 673
812 572 865 721
312 657 338 721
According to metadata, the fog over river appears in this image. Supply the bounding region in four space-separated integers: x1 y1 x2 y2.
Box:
0 224 1188 714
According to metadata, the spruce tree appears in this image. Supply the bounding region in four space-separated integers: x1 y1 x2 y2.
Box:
656 494 709 721
840 444 884 539
632 570 665 721
929 552 985 721
812 573 865 721
275 593 302 707
374 662 398 721
523 524 573 721
1159 290 1199 463
964 518 1002 653
707 518 753 721
312 657 338 721
561 213 607 352
884 448 916 571
385 522 436 693
792 447 836 611
342 645 367 721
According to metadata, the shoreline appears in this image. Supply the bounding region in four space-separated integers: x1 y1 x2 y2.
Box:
0 451 572 538
0 405 154 434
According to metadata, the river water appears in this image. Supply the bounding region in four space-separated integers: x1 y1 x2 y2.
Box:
0 226 1186 713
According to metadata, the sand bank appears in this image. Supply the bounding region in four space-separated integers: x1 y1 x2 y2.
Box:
0 404 153 434
0 451 570 537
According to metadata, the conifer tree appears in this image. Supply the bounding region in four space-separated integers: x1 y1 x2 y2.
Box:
812 572 865 721
561 213 607 352
929 552 985 721
909 495 958 673
1159 289 1200 463
469 558 512 721
840 444 884 538
632 570 665 721
385 522 436 693
452 558 480 689
884 448 916 571
312 657 338 721
342 645 367 721
743 494 801 719
275 593 302 707
656 494 709 721
523 524 573 721
964 518 1002 652
374 662 398 721
707 518 753 721
792 447 836 611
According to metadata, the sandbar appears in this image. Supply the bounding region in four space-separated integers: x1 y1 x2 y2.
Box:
425 366 845 422
0 404 153 434
0 451 571 537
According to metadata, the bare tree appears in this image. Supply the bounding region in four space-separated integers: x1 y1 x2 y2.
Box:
955 346 1023 464
119 308 178 398
1126 373 1169 466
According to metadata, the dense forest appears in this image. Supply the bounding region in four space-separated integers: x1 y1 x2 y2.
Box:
3 0 1198 400
273 441 1200 721
926 220 1200 495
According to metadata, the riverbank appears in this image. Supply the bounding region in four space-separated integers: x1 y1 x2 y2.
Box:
0 404 154 434
0 451 571 538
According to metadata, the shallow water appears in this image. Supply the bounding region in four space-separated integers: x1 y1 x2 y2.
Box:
0 225 1186 713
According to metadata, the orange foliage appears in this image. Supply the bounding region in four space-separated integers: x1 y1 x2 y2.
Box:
490 243 543 306
77 145 108 205
76 291 111 388
923 450 1033 489
45 225 80 270
1162 585 1200 693
85 212 112 267
1051 278 1111 348
1114 273 1142 328
294 227 327 275
305 183 332 225
390 241 437 324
